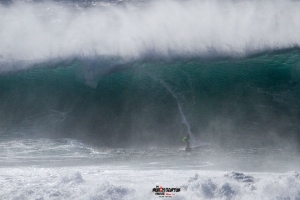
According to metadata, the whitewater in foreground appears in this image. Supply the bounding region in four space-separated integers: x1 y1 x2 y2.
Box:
1 138 300 199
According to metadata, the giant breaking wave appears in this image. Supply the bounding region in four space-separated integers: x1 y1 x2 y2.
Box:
0 0 300 148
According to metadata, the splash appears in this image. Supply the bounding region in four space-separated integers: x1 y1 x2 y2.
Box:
159 79 192 137
0 0 300 72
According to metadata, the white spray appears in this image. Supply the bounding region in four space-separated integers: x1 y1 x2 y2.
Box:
159 79 193 138
0 0 300 72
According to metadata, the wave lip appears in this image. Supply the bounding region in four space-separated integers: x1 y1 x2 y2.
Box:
0 0 300 71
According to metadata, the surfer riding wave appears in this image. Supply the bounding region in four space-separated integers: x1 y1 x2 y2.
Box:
182 134 191 152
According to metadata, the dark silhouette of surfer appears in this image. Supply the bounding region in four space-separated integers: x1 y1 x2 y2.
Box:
182 133 191 152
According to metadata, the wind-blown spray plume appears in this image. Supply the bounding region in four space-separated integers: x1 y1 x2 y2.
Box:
0 0 299 72
159 79 192 136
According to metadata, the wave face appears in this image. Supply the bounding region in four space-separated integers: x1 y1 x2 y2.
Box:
0 0 300 147
0 49 300 147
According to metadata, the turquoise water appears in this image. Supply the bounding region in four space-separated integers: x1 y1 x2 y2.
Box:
0 49 299 147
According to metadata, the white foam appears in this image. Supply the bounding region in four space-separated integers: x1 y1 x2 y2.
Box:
0 0 299 71
1 168 300 199
1 138 300 199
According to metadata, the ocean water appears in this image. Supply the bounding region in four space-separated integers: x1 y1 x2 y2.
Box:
1 0 300 199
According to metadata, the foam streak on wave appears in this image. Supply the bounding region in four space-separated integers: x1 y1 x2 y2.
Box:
0 0 299 71
160 79 192 136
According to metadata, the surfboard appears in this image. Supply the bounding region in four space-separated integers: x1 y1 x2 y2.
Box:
185 147 192 152
185 143 211 152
